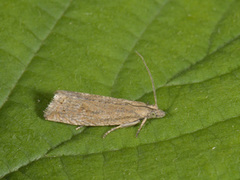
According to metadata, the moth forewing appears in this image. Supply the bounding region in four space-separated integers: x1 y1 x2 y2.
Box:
44 52 166 138
44 90 161 126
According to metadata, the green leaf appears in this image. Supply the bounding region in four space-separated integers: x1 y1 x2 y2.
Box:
1 0 240 179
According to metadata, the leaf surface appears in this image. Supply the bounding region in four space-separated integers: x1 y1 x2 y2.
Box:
1 0 240 179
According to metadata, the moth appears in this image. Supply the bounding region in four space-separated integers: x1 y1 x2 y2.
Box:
44 51 165 138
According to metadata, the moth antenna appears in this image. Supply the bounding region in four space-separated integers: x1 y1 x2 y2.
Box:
135 51 158 108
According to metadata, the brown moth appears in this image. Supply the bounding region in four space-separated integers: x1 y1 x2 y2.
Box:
44 51 165 138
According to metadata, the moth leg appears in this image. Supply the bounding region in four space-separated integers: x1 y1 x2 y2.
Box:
76 126 83 130
136 117 147 137
103 120 140 138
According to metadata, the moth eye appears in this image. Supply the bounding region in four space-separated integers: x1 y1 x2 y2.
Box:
151 112 156 117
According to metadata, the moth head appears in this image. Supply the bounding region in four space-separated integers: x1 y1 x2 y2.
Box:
148 106 165 119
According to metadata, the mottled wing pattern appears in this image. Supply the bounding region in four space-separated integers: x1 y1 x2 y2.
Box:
44 90 151 126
